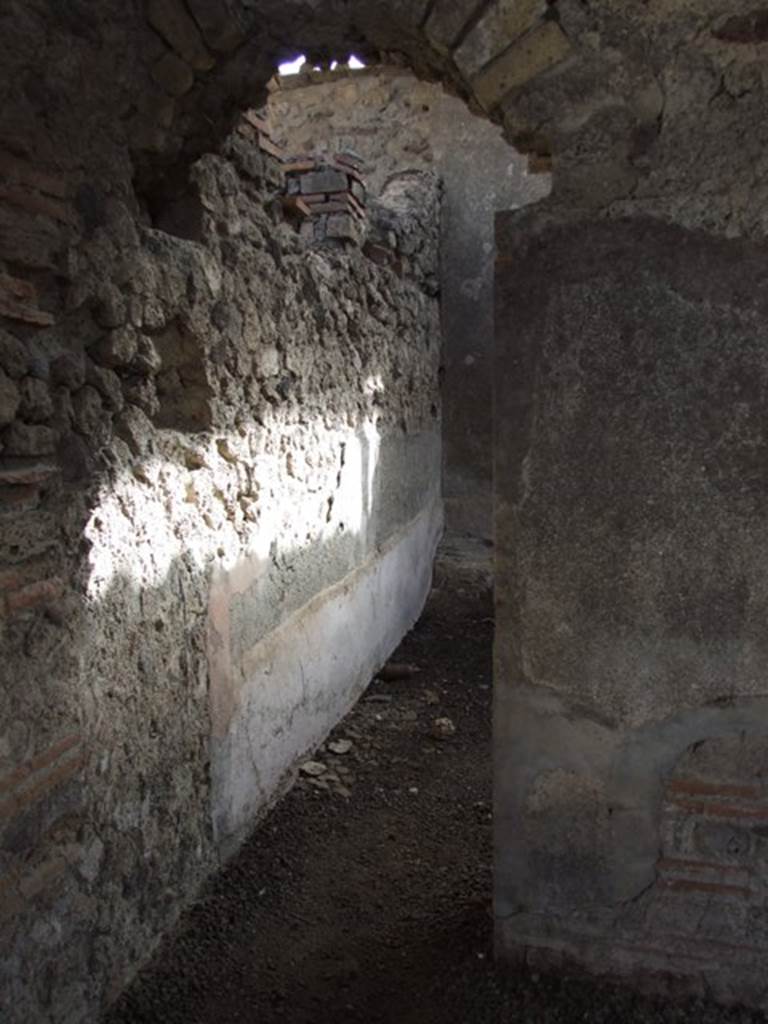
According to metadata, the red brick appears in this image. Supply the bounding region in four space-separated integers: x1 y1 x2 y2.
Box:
0 459 59 486
0 296 55 326
0 733 81 798
0 484 40 511
0 182 75 225
283 161 318 174
334 153 365 173
657 857 749 879
0 736 83 820
280 195 312 218
339 191 365 218
242 109 270 134
0 150 68 198
528 153 553 174
258 136 284 160
659 878 750 899
667 777 761 800
0 273 36 303
0 566 33 592
363 242 394 267
669 796 768 820
5 576 64 615
332 161 365 186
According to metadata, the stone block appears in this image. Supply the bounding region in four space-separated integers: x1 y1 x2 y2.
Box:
0 369 20 426
85 363 124 412
151 50 195 97
146 0 215 71
185 0 249 52
132 335 162 376
325 213 360 242
93 284 127 329
2 422 58 456
18 377 52 423
254 346 280 379
71 385 105 436
714 10 768 43
425 0 483 52
454 0 542 79
90 327 138 369
300 168 349 195
0 330 29 379
50 352 85 391
377 0 432 30
472 21 570 110
122 376 159 419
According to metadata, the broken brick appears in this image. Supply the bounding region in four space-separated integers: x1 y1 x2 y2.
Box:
0 149 69 199
0 459 59 486
0 297 55 327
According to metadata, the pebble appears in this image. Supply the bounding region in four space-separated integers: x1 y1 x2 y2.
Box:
300 760 327 777
431 717 456 740
328 738 353 755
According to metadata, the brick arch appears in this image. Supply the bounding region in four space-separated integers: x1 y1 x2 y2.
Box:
134 0 570 169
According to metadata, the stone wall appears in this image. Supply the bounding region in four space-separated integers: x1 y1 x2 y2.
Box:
5 0 768 1016
493 9 768 1006
0 117 442 1022
269 66 548 539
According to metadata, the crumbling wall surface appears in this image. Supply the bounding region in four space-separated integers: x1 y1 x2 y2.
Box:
270 68 548 540
494 9 768 1005
0 116 441 1020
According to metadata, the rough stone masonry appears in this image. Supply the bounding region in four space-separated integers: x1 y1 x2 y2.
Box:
269 64 548 540
0 94 442 1023
2 0 768 1020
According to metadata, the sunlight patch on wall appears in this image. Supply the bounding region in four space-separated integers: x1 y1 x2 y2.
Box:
83 419 383 597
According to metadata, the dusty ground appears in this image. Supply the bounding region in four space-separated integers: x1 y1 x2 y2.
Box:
105 565 763 1024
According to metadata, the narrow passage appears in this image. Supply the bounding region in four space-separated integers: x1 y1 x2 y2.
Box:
105 571 760 1024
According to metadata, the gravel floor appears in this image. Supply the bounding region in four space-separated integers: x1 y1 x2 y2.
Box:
104 579 764 1024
